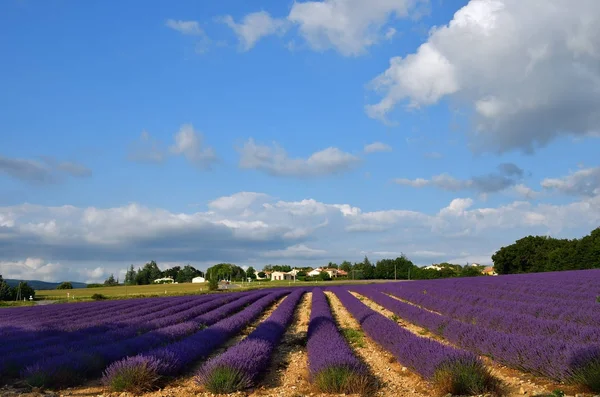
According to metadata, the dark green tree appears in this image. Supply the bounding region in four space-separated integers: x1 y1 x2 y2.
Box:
352 256 375 279
13 282 35 300
340 261 352 273
163 266 181 280
257 271 266 279
56 281 73 289
0 275 12 300
318 271 332 281
104 274 118 286
124 265 137 285
246 267 256 279
176 265 203 283
206 263 246 282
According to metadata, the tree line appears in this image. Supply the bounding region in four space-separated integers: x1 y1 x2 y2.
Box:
0 275 36 301
492 227 600 274
123 261 205 285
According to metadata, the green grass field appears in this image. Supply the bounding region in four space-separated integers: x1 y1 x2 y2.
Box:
35 279 397 301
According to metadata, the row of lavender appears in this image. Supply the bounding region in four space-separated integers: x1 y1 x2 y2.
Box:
0 290 283 386
357 270 600 390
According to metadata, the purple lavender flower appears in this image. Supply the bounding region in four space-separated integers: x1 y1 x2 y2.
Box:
196 289 305 393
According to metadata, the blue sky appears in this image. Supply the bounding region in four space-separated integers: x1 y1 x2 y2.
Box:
1 0 599 282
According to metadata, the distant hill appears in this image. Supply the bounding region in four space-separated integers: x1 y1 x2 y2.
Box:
4 279 87 290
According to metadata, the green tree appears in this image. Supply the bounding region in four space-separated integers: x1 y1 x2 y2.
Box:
208 276 219 291
163 265 181 280
13 282 35 300
135 260 163 285
353 256 375 279
206 263 246 282
272 265 292 272
57 281 73 289
460 266 483 277
246 267 256 280
340 261 352 273
0 275 12 300
326 262 338 269
318 271 332 281
124 265 137 285
492 228 600 274
257 271 266 279
104 274 118 286
176 265 203 283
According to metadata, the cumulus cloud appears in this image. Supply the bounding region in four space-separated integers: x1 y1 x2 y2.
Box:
129 126 216 169
166 19 205 36
394 163 525 194
238 138 360 177
0 155 91 184
169 124 217 168
542 166 600 197
208 192 271 212
367 0 600 152
221 11 288 51
288 0 419 56
1 189 600 280
364 142 392 153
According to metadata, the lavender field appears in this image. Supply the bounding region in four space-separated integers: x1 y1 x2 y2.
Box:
1 270 599 396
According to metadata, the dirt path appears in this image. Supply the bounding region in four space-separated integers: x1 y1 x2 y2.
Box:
248 291 313 397
350 290 592 397
324 291 430 397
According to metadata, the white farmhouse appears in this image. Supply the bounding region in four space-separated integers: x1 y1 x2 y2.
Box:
271 271 293 281
192 276 206 283
307 268 322 277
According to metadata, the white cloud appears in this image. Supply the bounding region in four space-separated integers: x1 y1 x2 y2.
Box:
166 19 205 36
221 11 288 51
288 0 418 56
541 166 600 197
2 187 600 280
364 141 392 153
208 192 271 212
238 138 360 177
169 124 217 168
367 0 600 152
512 183 540 200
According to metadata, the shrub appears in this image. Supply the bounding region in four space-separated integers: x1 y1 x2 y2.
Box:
86 283 103 288
432 357 501 395
570 346 600 392
102 356 164 393
200 365 250 394
91 293 107 301
314 366 373 394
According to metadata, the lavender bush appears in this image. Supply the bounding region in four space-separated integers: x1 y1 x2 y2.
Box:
103 290 290 392
196 289 305 393
333 287 499 395
307 288 370 394
102 355 165 393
